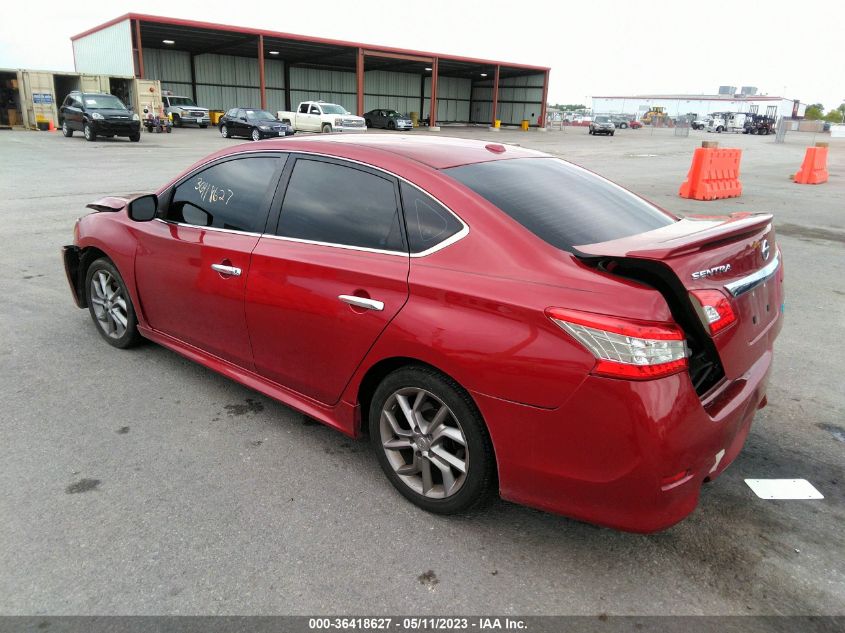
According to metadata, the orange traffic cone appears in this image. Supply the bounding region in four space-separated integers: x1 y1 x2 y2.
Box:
47 119 56 132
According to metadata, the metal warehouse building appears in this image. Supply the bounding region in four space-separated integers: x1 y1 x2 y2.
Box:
71 14 550 128
592 94 806 120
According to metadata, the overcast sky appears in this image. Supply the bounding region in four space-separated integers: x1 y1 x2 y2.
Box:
0 0 839 110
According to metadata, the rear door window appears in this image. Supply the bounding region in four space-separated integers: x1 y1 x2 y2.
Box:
276 158 405 252
166 156 284 233
446 157 674 251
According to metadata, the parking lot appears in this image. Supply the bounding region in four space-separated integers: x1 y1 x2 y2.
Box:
0 125 843 616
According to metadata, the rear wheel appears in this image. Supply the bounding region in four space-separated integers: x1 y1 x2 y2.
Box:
369 366 495 514
83 123 96 141
61 120 73 137
620 122 628 129
251 127 261 142
321 123 332 133
85 258 142 349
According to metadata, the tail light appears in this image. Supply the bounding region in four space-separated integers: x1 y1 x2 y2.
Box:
689 289 736 335
545 307 688 380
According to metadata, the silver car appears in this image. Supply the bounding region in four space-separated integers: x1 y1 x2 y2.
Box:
364 109 414 130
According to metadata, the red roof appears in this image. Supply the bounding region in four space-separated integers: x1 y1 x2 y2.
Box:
71 13 550 72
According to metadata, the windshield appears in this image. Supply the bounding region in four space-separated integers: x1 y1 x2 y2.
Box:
595 116 610 123
446 158 674 252
169 97 197 107
83 95 127 110
320 104 349 115
385 110 403 117
246 110 276 120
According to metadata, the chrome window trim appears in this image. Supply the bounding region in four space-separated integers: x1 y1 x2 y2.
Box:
158 148 470 258
724 252 780 297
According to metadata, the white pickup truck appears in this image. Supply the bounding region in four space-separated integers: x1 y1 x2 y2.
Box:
277 101 366 133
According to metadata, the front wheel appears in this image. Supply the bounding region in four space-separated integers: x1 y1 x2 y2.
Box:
220 124 229 138
388 120 396 130
321 123 332 133
610 131 615 136
251 127 261 142
61 120 73 137
85 258 142 349
83 124 96 141
199 123 208 129
365 119 372 128
369 366 495 514
129 133 140 142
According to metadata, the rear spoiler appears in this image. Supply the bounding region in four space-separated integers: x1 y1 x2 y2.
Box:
573 213 773 260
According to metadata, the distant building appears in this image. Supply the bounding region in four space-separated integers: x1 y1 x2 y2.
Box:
591 94 806 120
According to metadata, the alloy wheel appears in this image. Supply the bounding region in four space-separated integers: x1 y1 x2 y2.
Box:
251 128 261 142
221 125 228 138
379 387 468 499
89 270 128 339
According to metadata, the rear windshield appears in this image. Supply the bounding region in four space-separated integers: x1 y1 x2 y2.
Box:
445 158 674 251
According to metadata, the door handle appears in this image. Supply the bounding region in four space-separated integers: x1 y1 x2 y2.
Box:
338 295 384 311
211 263 242 277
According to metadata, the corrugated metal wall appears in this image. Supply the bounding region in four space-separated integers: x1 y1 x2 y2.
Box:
142 48 192 97
195 54 260 111
471 73 545 125
289 67 356 113
423 76 472 122
363 70 421 115
73 19 134 76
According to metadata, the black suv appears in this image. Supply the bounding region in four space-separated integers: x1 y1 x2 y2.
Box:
60 91 141 142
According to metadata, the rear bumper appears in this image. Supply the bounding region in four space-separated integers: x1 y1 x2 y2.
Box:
62 245 85 308
473 341 776 533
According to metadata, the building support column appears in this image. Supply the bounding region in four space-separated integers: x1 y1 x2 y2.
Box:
283 62 291 112
190 53 197 104
537 69 550 131
134 19 144 78
489 65 500 130
258 35 266 110
356 48 365 116
429 57 440 131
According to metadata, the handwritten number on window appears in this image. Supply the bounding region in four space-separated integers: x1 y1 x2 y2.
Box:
194 177 234 205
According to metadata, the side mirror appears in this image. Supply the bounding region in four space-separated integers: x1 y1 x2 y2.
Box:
128 194 158 222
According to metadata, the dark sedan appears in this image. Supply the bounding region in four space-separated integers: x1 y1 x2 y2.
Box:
365 109 414 130
219 108 293 141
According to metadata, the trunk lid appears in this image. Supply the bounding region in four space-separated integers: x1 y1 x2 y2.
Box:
574 213 783 395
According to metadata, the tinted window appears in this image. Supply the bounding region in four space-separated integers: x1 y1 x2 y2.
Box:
226 108 238 117
167 156 282 233
399 182 463 253
277 159 404 252
299 103 309 114
446 158 674 251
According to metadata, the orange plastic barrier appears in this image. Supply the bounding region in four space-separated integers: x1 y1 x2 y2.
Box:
679 147 742 200
794 146 828 184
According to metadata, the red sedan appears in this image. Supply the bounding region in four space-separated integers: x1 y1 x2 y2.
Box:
62 135 783 532
629 119 643 129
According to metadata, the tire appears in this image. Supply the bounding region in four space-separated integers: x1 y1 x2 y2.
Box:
166 126 171 133
610 131 615 136
589 128 593 135
365 119 372 128
200 124 208 129
620 122 628 129
83 123 96 142
220 124 229 138
251 127 261 142
61 120 73 137
84 258 142 349
173 115 182 127
388 120 396 130
369 366 496 514
321 123 332 133
129 133 140 142
717 126 724 133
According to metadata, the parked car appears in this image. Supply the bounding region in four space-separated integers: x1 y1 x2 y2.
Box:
628 119 643 129
589 115 615 135
62 135 783 533
691 116 710 130
610 115 630 129
219 108 293 141
365 109 414 130
277 101 366 133
59 91 141 142
163 94 210 128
